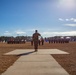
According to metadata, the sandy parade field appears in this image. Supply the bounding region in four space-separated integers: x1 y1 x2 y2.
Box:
0 42 76 75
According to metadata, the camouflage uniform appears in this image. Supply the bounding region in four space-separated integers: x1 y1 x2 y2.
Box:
32 31 41 52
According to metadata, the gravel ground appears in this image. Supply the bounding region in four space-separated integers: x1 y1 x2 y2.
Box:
0 42 76 75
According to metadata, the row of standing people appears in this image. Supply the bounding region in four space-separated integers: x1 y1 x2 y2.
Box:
48 39 69 43
7 39 26 44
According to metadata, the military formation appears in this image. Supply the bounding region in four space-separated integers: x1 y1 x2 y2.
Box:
7 39 26 44
1 30 76 46
0 30 75 52
48 38 69 44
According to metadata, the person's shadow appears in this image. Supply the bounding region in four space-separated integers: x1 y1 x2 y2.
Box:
17 51 36 56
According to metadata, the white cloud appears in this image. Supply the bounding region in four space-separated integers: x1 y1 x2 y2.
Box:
70 18 74 20
59 18 76 22
42 31 76 37
4 31 12 36
65 19 69 21
70 18 76 22
74 19 76 22
5 31 9 33
59 18 64 21
65 24 76 27
15 31 26 35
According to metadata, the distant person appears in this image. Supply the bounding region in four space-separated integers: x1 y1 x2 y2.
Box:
48 38 50 43
32 30 41 52
38 40 41 45
41 37 44 45
31 40 33 46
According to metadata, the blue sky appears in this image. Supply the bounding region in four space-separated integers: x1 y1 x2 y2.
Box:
0 0 76 37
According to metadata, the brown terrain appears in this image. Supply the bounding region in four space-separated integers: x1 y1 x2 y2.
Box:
0 42 76 75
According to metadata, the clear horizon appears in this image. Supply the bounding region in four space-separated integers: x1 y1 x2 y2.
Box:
0 0 76 37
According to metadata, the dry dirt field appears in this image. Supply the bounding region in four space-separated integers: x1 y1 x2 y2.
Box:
0 42 76 75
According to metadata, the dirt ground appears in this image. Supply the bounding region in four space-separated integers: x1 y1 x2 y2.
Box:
0 42 76 75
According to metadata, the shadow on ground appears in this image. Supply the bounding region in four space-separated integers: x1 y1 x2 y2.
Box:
17 51 35 56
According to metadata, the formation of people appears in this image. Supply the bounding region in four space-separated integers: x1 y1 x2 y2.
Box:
48 38 69 44
4 29 70 52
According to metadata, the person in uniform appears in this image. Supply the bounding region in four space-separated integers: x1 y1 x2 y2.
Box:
32 30 41 52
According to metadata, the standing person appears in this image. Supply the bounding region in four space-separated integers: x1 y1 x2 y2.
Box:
41 37 44 45
32 30 41 52
31 40 33 46
38 40 41 45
